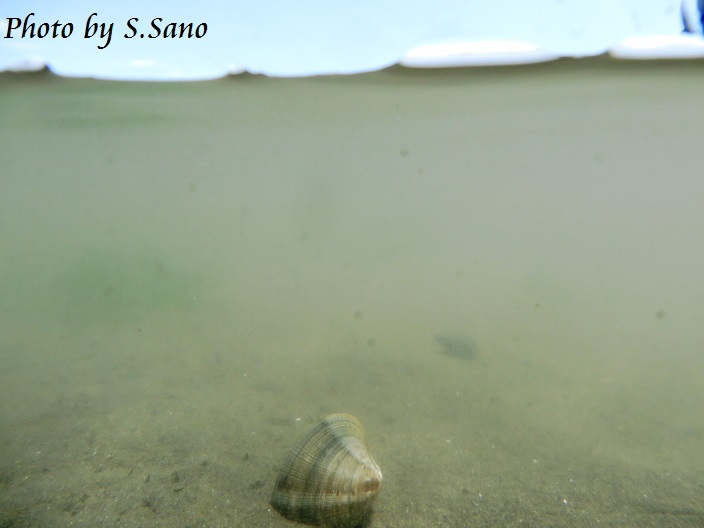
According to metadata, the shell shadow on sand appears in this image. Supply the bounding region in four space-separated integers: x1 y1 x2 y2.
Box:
434 334 478 360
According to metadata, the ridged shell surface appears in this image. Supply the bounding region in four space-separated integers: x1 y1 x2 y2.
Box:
270 413 382 528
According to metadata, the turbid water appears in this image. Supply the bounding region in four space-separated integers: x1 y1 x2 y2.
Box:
1 59 703 527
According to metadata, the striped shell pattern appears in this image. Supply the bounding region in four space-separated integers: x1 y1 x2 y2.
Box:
270 413 383 527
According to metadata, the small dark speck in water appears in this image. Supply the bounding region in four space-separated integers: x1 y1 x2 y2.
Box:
434 334 478 360
249 480 266 490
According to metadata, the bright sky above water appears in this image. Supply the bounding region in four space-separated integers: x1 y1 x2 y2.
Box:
1 0 703 79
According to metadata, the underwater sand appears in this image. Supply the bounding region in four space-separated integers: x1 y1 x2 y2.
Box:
1 58 703 527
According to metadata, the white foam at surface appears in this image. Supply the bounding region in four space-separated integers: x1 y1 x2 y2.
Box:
400 40 562 67
610 34 704 58
6 57 48 72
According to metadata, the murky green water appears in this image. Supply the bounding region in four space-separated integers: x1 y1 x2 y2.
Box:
1 60 703 527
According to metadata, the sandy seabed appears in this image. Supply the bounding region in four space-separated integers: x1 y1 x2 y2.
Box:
1 58 703 527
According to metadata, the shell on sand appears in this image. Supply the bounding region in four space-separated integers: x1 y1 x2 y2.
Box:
270 413 383 527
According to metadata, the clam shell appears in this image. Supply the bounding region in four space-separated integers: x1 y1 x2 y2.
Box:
270 413 382 528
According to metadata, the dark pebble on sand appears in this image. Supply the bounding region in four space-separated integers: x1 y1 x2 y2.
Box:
434 334 478 360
